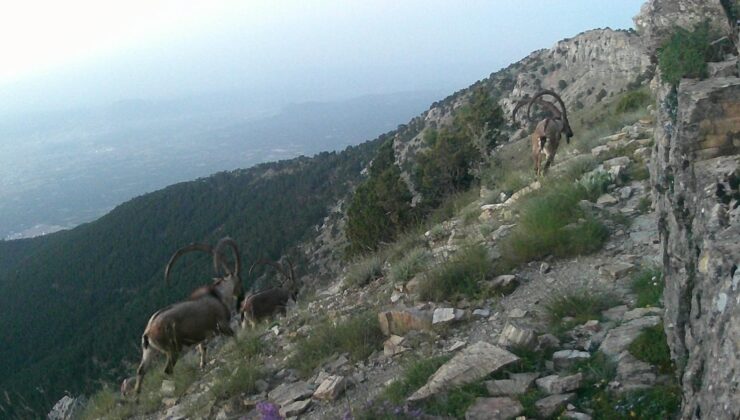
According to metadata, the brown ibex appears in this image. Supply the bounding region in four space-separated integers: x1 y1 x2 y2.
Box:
512 90 574 176
134 285 234 394
240 258 298 328
132 237 244 395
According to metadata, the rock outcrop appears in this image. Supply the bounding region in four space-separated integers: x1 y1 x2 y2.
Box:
650 7 740 416
634 0 734 54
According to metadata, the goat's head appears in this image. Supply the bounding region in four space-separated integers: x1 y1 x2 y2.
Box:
164 237 243 312
526 90 573 143
248 257 298 300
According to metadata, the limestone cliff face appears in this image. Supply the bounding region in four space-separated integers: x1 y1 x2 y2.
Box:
634 0 733 54
648 1 740 416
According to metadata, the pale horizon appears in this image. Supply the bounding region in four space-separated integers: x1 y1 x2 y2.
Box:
1 0 644 114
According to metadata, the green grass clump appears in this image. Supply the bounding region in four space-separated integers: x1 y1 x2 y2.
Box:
616 89 652 114
518 388 548 418
288 312 384 376
209 332 265 400
631 266 664 307
422 381 488 418
383 356 450 404
500 182 609 267
80 386 132 420
418 243 493 302
637 196 652 214
389 247 431 284
614 384 681 419
571 352 617 412
545 291 618 333
658 23 712 86
344 254 384 288
629 323 674 374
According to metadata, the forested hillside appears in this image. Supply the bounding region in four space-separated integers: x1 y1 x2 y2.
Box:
0 138 384 416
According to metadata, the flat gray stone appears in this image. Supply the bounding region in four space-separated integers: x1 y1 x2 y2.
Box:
599 316 661 356
552 350 591 370
602 305 629 322
433 307 465 324
279 399 311 417
465 397 523 420
497 322 536 349
622 307 663 321
313 375 348 400
486 372 537 396
408 342 519 401
535 393 575 418
597 194 619 206
536 373 583 394
599 262 635 279
268 381 314 407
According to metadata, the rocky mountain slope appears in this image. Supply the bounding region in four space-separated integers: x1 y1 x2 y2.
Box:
49 0 739 419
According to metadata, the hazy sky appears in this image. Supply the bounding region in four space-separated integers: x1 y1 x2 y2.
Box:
0 0 645 113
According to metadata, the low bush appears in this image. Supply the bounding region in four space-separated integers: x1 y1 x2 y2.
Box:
288 312 384 376
545 291 618 333
629 323 674 374
658 23 712 86
344 254 384 288
389 247 431 284
500 182 609 267
418 244 493 302
631 266 664 307
616 89 652 114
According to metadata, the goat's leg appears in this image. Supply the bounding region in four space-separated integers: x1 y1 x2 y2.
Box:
134 339 156 394
164 350 179 374
198 343 207 369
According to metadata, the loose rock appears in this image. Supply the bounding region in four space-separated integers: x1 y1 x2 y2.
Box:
536 373 583 394
465 397 523 420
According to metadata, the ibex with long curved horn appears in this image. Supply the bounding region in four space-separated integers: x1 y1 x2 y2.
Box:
512 90 573 176
240 258 298 329
164 237 244 313
131 237 244 395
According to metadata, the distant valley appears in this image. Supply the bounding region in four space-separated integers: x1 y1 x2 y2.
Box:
0 90 442 239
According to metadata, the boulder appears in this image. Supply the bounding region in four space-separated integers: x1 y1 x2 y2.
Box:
596 194 619 206
536 373 583 394
279 399 311 417
497 322 536 349
599 316 661 356
486 373 537 397
378 308 433 336
47 395 86 420
552 350 591 370
408 341 518 401
384 335 408 356
598 262 635 279
433 308 465 324
313 375 348 401
465 397 523 420
535 393 575 418
268 381 315 407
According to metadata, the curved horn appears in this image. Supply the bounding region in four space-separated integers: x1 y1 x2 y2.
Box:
249 258 291 288
164 243 213 286
214 237 241 278
526 90 567 122
511 98 531 124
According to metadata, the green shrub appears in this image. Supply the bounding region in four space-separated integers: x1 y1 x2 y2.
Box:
418 244 493 302
658 23 712 86
578 170 612 200
210 333 264 400
346 140 414 255
389 247 431 284
616 89 652 114
637 195 652 214
615 385 681 419
518 388 547 418
80 386 132 420
629 323 674 374
344 254 384 288
545 291 618 333
288 312 384 376
383 356 450 404
422 381 488 418
631 266 664 307
500 182 609 266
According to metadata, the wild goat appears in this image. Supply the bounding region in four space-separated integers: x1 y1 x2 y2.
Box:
132 237 244 395
240 258 298 328
512 90 574 176
165 237 244 313
134 285 234 394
